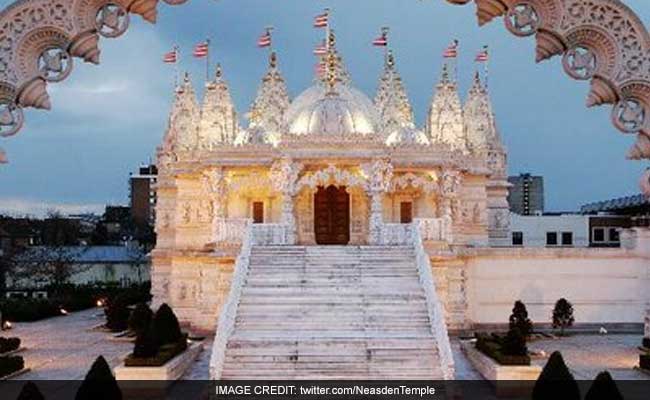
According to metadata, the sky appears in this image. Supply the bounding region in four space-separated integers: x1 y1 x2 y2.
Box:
0 0 648 216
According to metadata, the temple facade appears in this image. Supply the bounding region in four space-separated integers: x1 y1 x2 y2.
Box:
150 33 512 330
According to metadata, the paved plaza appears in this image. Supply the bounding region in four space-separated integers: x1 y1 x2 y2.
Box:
3 309 649 384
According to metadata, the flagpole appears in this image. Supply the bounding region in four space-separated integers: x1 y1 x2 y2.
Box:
454 40 459 83
383 27 389 63
174 45 179 88
325 8 331 50
206 38 211 81
484 45 490 90
267 26 274 54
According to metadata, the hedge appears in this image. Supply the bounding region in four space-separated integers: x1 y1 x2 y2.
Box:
124 337 188 367
0 337 21 354
0 355 25 378
475 333 530 366
0 283 151 322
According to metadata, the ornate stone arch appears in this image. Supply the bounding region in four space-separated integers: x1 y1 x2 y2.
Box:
0 0 648 196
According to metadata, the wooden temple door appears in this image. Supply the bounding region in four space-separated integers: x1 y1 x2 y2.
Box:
314 185 350 245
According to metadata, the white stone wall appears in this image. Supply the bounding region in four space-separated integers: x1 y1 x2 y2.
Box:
510 214 590 248
462 248 650 326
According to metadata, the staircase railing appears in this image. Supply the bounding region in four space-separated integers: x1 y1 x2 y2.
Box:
209 219 253 380
214 218 249 244
378 223 413 245
377 218 451 246
412 220 456 380
251 223 291 245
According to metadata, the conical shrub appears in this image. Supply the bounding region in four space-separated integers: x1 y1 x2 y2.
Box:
105 294 130 332
532 351 580 400
16 382 45 400
132 325 158 358
151 303 182 347
509 300 533 337
75 356 122 400
128 303 152 336
585 371 623 400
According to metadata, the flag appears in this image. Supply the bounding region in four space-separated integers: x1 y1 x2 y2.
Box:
313 40 327 56
475 46 489 62
163 47 177 63
314 61 326 76
314 11 329 28
257 31 272 48
193 41 209 58
372 33 388 47
443 40 459 58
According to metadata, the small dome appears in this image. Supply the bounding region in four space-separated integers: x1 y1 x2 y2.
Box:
385 124 430 146
286 84 378 136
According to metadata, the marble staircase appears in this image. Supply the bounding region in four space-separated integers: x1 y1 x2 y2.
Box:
220 245 447 380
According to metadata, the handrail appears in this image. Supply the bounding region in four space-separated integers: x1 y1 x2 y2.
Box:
209 219 253 380
412 220 456 379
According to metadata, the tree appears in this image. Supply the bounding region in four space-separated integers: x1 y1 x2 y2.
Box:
552 298 575 336
585 371 623 400
16 381 45 400
509 300 533 337
532 351 580 400
8 246 85 289
151 303 183 347
75 356 122 400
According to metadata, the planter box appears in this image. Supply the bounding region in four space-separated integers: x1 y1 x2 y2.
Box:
461 341 542 397
114 341 202 381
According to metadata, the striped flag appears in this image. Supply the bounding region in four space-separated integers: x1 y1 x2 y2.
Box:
475 46 489 62
313 40 327 56
193 41 209 58
314 61 326 76
163 47 178 63
314 11 329 28
257 30 272 48
443 40 459 58
372 33 388 47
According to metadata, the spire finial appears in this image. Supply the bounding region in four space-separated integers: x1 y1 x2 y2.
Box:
324 30 339 93
386 49 395 69
269 51 277 69
441 64 450 84
215 63 222 80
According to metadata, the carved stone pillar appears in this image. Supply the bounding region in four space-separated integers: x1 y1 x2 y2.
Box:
270 158 303 245
368 191 383 245
281 193 297 245
439 169 462 244
363 158 394 245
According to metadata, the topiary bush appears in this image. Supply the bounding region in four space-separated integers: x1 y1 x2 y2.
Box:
151 303 182 347
509 300 533 337
585 371 623 400
475 332 530 366
0 355 25 378
640 353 650 370
17 381 45 400
75 356 122 400
501 327 528 357
0 337 21 354
105 294 130 332
132 326 158 359
552 298 575 336
127 303 152 336
643 337 650 349
532 351 580 400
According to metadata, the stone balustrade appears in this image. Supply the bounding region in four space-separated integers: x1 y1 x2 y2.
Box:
376 218 451 246
251 223 291 246
416 217 453 242
213 218 249 244
209 220 253 380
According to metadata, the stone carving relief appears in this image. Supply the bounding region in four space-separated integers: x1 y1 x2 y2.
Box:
297 164 367 191
390 172 439 194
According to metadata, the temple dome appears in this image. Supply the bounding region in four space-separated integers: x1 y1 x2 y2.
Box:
286 84 378 136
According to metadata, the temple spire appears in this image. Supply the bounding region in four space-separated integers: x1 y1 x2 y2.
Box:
463 70 507 176
426 62 466 152
162 72 200 151
236 50 289 146
198 62 239 148
374 49 415 133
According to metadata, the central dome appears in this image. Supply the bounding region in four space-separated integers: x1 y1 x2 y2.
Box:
286 84 378 136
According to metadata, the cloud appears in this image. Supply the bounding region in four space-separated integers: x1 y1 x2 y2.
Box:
0 197 106 218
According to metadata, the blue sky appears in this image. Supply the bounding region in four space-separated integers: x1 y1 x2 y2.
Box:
0 0 648 215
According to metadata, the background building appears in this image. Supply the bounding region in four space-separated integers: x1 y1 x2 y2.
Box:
129 163 158 228
508 173 544 215
509 212 589 248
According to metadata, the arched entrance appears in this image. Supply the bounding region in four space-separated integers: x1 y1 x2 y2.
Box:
314 185 350 245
